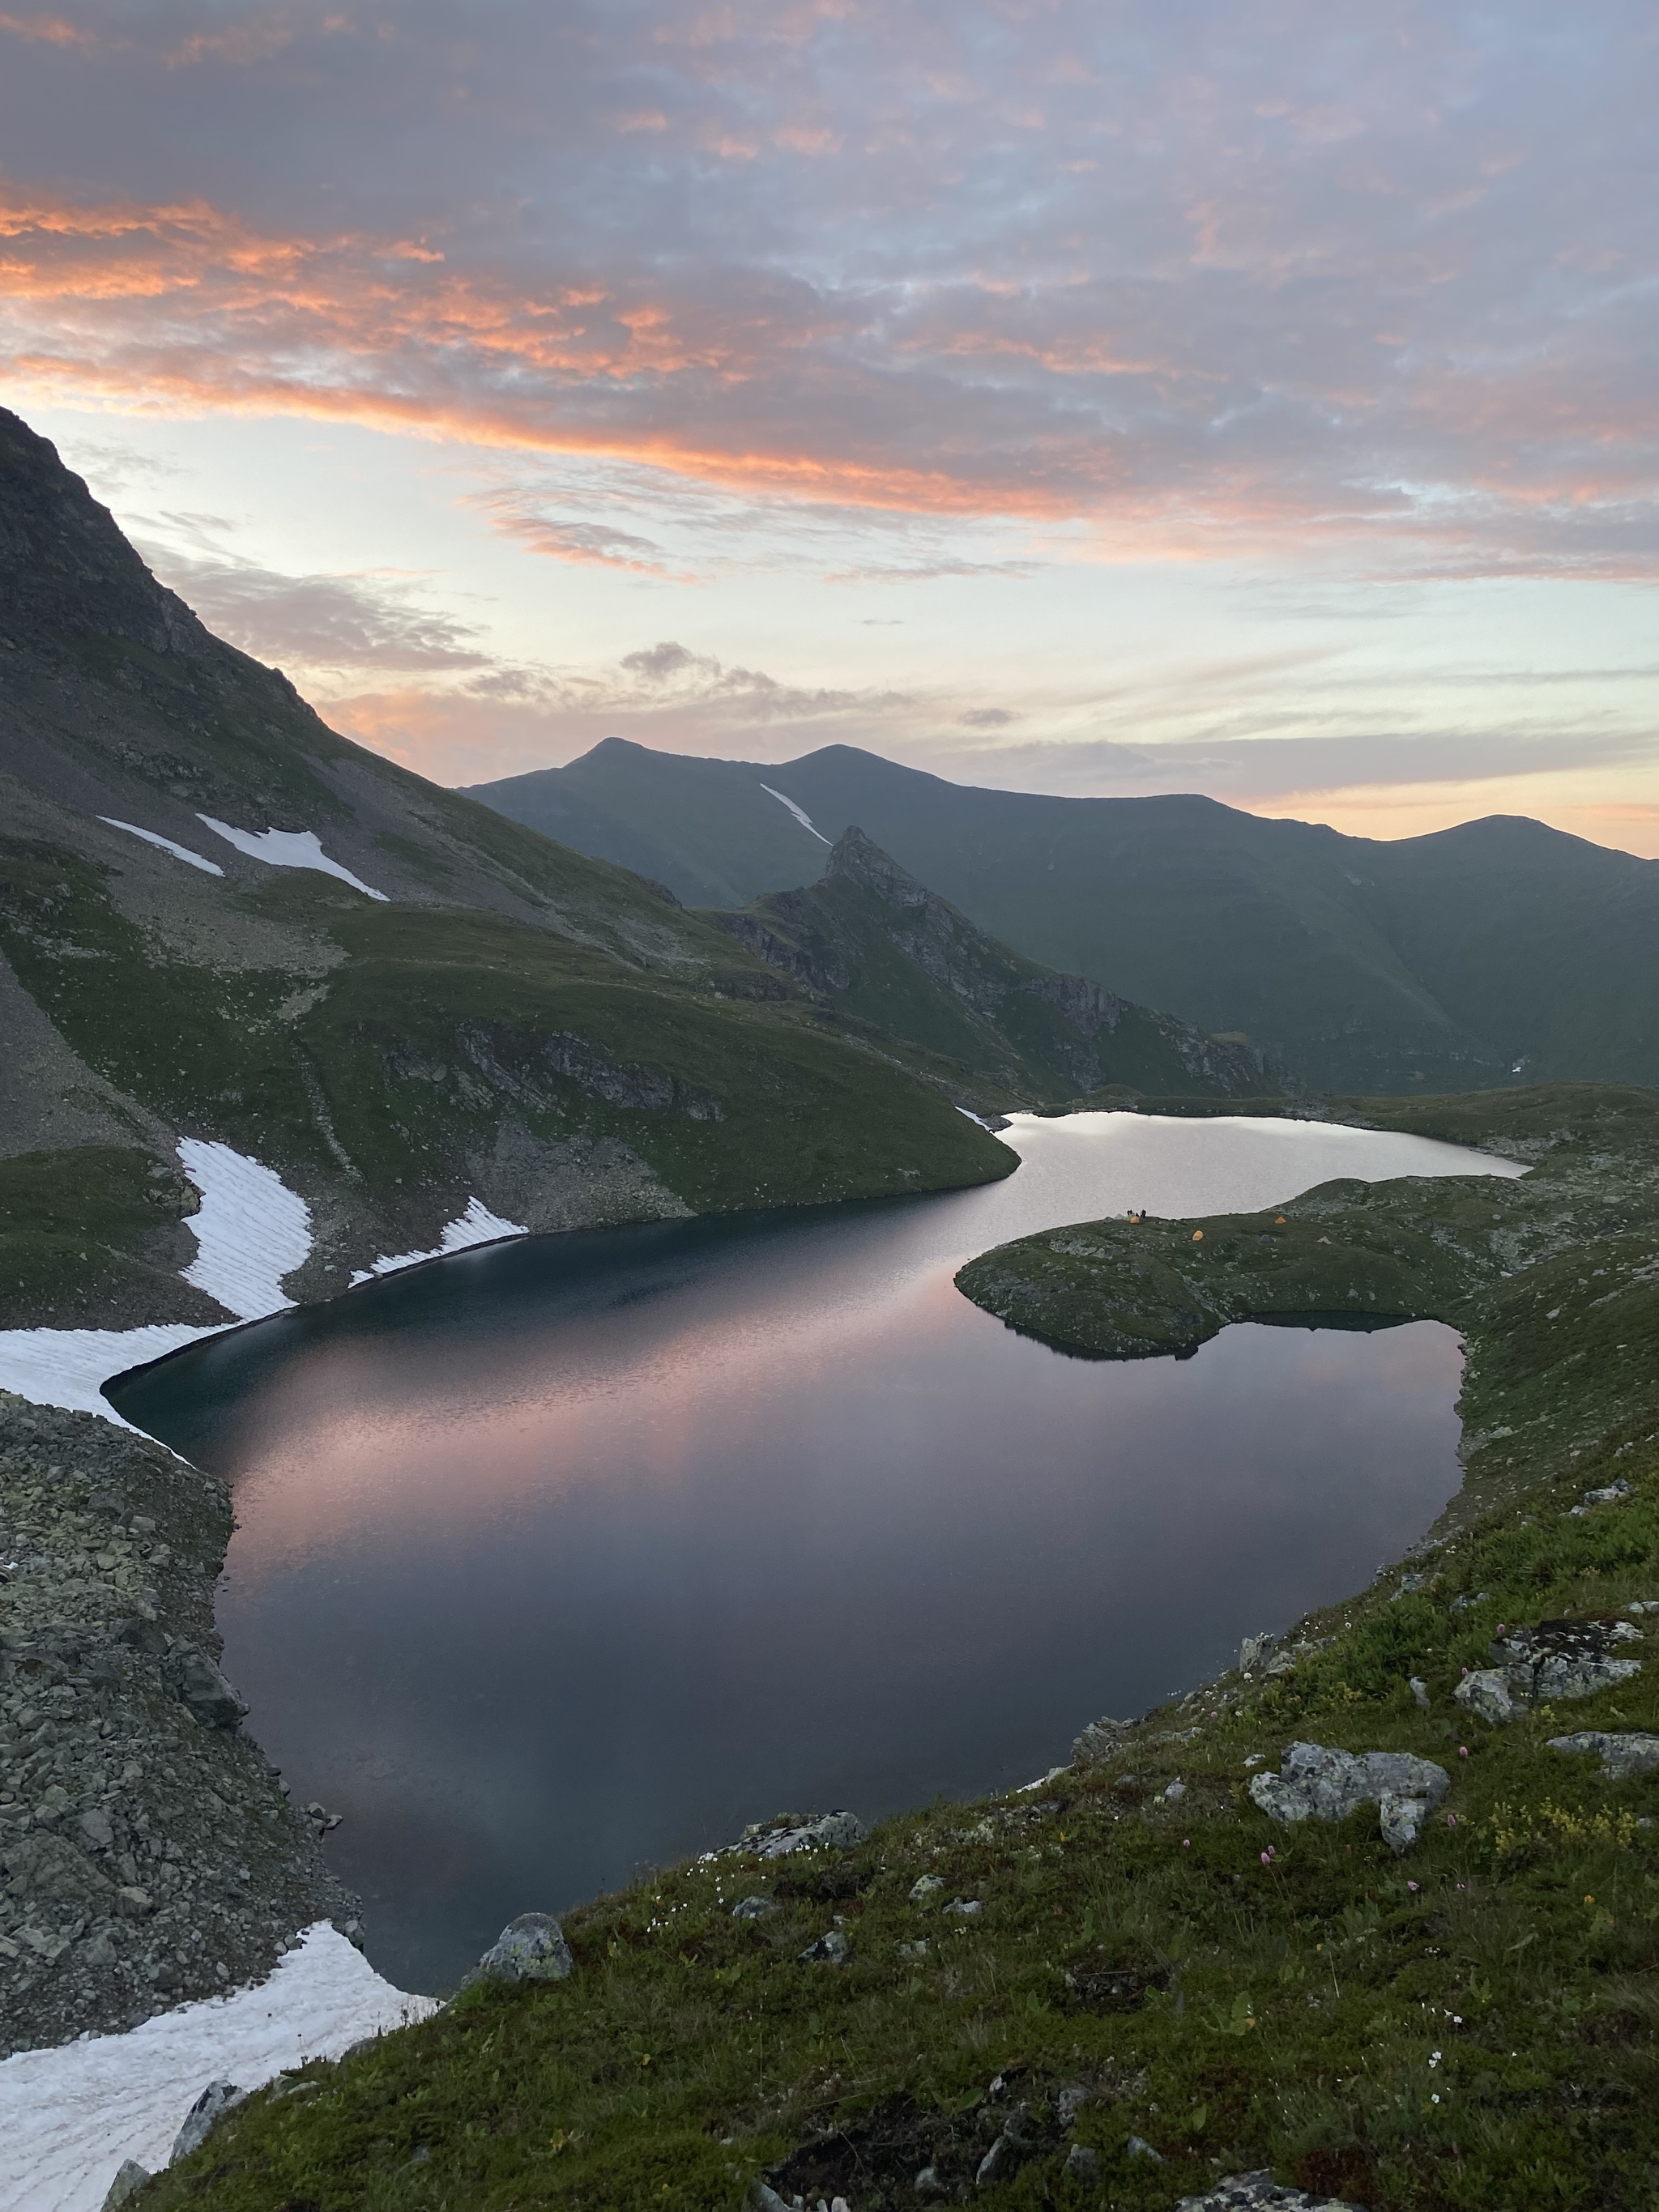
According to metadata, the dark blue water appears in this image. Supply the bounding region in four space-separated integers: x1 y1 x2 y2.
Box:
110 1114 1507 1993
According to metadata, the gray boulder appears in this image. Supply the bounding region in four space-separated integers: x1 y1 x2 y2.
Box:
1379 1792 1432 1854
1250 1743 1449 1852
1073 1715 1134 1765
166 1644 249 1730
738 1811 867 1858
1176 2176 1363 2211
170 2079 246 2163
467 1912 573 1984
100 2164 152 2210
797 1929 850 1965
1453 1669 1520 1724
1572 1479 1631 1514
730 1894 777 1920
1547 1730 1659 1780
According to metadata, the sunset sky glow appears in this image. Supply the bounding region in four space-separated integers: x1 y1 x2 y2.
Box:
4 1 1657 846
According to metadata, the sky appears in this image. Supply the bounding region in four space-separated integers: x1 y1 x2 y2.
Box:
2 0 1657 850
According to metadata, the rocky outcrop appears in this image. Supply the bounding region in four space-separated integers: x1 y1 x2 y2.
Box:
734 1811 868 1859
1455 1617 1643 1724
0 1395 352 2057
1176 2179 1364 2212
1546 1730 1659 1779
1249 1742 1451 1853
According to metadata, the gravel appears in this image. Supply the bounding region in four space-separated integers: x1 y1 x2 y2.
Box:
0 1392 353 2059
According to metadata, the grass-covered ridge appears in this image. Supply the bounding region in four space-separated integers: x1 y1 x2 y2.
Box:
143 1087 1659 2210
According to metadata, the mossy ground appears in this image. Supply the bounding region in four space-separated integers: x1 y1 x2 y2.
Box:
139 1087 1659 2210
0 1147 220 1328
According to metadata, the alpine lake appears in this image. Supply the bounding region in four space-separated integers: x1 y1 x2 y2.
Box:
109 1114 1523 1994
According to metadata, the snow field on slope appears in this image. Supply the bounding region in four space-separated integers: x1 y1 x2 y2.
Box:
195 817 388 901
349 1196 527 1284
0 1924 437 2212
174 1140 311 1323
95 822 223 878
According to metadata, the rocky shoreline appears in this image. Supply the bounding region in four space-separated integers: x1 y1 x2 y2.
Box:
0 1392 352 2061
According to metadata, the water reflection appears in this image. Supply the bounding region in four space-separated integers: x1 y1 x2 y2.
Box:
110 1115 1517 1991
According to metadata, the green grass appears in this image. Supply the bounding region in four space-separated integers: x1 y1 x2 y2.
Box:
139 1086 1659 2209
0 1146 214 1326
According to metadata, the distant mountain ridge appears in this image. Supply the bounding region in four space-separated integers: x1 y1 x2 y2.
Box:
710 825 1286 1110
468 739 1659 1094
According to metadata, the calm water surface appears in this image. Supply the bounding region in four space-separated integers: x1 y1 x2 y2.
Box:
110 1114 1520 1992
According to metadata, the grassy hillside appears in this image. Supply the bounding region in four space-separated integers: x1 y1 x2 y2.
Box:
142 1085 1659 2211
0 412 1013 1328
471 739 1659 1096
706 826 1287 1111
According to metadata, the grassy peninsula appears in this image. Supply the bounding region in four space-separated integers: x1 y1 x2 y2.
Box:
142 1086 1659 2210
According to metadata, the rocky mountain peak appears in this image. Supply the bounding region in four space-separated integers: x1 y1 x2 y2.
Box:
825 823 933 909
0 407 204 658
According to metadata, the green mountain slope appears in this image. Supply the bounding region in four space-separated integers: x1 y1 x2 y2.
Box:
469 738 1659 1095
709 825 1288 1110
0 412 1012 1330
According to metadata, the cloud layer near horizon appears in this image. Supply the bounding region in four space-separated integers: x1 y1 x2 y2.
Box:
3 0 1656 572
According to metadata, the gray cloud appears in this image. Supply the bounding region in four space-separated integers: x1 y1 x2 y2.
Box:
136 537 491 676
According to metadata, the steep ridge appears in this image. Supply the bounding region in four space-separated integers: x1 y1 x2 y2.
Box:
469 737 1659 1094
708 826 1288 1110
0 412 1011 1339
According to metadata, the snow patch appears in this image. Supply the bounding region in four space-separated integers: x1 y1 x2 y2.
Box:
759 783 830 845
0 1924 437 2212
176 1140 312 1322
0 1325 218 1430
348 1196 527 1285
0 1144 313 1426
196 817 389 901
96 820 223 878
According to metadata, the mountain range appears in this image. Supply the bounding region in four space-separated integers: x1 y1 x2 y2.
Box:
471 739 1659 1094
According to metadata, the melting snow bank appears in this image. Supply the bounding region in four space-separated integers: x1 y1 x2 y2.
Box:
0 1925 437 2212
196 817 389 901
0 1143 313 1427
95 821 223 878
350 1196 528 1285
174 1140 311 1322
0 1327 218 1430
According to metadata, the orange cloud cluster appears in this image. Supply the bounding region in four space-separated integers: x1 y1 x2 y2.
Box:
0 182 1074 516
